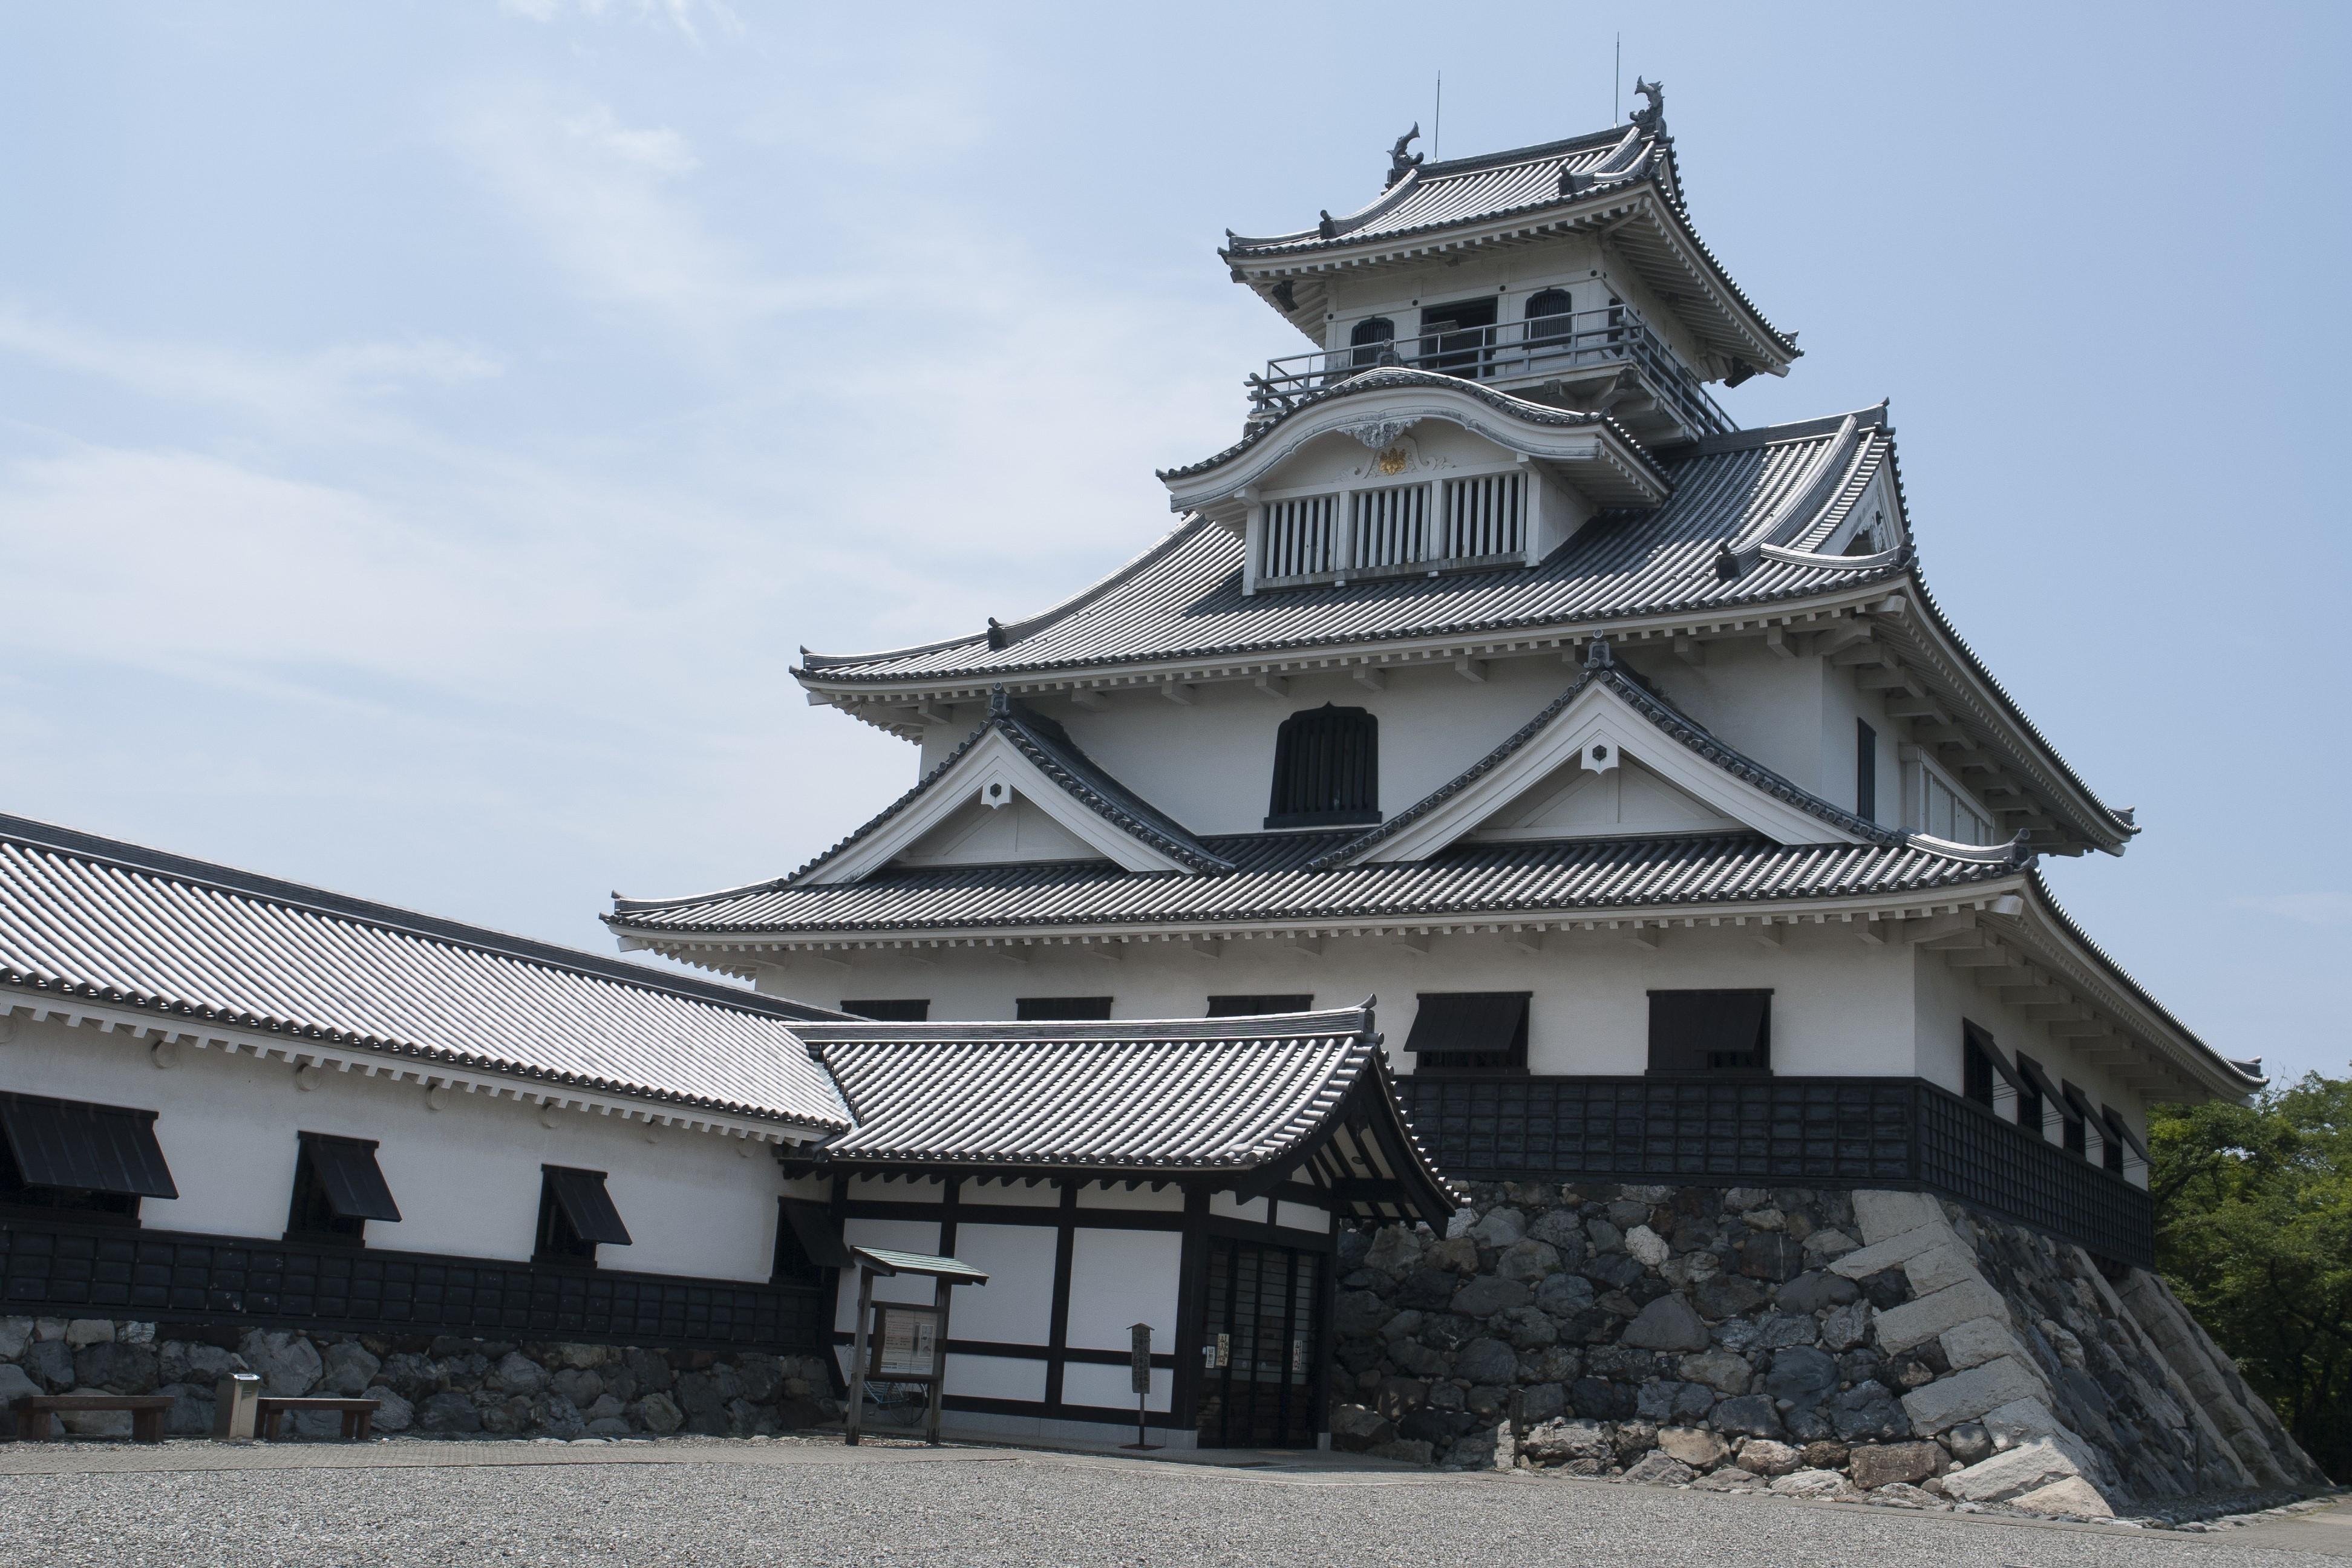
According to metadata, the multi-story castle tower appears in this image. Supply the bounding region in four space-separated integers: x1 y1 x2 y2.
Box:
608 91 2258 1266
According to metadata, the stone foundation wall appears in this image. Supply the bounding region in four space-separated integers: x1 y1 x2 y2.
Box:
0 1317 835 1440
1330 1181 2327 1515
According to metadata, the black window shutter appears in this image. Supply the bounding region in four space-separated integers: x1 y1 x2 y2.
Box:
775 1197 855 1282
841 999 930 1022
1647 991 1772 1074
1206 995 1316 1018
0 1094 178 1198
1266 705 1380 829
1856 719 1877 823
1403 993 1530 1071
542 1166 632 1247
1015 996 1114 1021
301 1134 401 1221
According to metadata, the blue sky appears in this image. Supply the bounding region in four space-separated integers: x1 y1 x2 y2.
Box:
2 2 2344 1083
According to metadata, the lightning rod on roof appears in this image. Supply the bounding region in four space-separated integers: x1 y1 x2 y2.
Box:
1615 34 1621 123
1433 71 1442 162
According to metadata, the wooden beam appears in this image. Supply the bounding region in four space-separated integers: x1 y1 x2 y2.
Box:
1161 682 1194 705
1765 629 1796 659
1673 637 1705 668
1070 688 1109 711
1454 658 1488 682
1353 667 1387 692
1253 675 1289 699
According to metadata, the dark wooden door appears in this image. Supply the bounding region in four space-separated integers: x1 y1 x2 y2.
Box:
1194 1238 1322 1448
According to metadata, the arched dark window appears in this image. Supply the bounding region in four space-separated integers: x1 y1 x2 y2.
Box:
1348 316 1395 370
1266 704 1379 829
1524 287 1575 348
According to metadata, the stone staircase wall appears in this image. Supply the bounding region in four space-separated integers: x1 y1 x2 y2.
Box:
1328 1180 2327 1513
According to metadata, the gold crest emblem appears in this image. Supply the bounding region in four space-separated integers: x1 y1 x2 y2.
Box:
1377 445 1410 476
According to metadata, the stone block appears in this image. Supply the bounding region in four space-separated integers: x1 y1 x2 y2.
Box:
1362 1226 1423 1275
1978 1397 2063 1450
370 1388 415 1432
1899 1357 2048 1434
1621 1293 1710 1352
1330 1404 1394 1452
1736 1232 1803 1282
237 1330 323 1397
1710 1394 1783 1439
1677 1348 1751 1394
1829 1384 1910 1443
1768 1468 1854 1498
73 1341 158 1393
0 1318 30 1360
1334 1289 1390 1337
1775 1272 1858 1315
489 1350 546 1396
1495 1240 1561 1282
0 1364 39 1406
21 1339 74 1390
1527 1210 1584 1251
1621 1451 1693 1486
1519 1417 1613 1472
1656 1426 1728 1468
1803 1229 1858 1260
1799 1439 1849 1470
1511 1382 1564 1428
1938 1316 2036 1375
1871 1278 2010 1355
1826 1221 1959 1281
64 1319 114 1348
1942 1437 2089 1503
1819 1302 1872 1353
1693 1274 1766 1321
1735 1439 1802 1475
1453 1338 1518 1385
1867 1482 1938 1508
1944 1422 1992 1465
1470 1207 1527 1247
2011 1476 2114 1518
1901 1243 1983 1298
1449 1277 1530 1319
633 1390 684 1434
1754 1313 1820 1350
322 1342 381 1397
1847 1440 1944 1489
1624 1225 1671 1267
1762 1346 1837 1406
1851 1190 1942 1245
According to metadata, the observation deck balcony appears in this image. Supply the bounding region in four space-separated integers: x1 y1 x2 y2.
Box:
1246 300 1733 450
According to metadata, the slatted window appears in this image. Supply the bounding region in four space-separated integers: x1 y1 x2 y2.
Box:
1014 996 1114 1021
1857 719 1878 823
1259 495 1341 581
0 1093 177 1223
1206 995 1315 1018
535 1166 631 1266
1441 472 1524 560
1265 704 1379 829
1403 993 1530 1073
841 999 929 1022
286 1134 400 1247
2014 1051 2048 1138
1347 316 1395 370
1349 484 1428 571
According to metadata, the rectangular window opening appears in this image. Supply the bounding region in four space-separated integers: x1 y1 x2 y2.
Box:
1206 995 1316 1019
0 1092 177 1223
1015 996 1114 1022
773 1197 855 1284
536 1166 631 1266
1403 993 1530 1074
286 1133 400 1246
841 999 930 1022
1647 990 1773 1076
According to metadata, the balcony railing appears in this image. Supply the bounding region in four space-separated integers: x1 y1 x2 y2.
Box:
0 1217 831 1354
1249 301 1734 438
1394 1074 2154 1267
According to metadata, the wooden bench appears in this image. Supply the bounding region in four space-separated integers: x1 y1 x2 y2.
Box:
255 1397 381 1441
12 1394 175 1443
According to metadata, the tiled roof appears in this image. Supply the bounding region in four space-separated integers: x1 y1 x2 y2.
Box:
797 411 1903 684
808 1008 1373 1170
796 1007 1459 1218
0 814 854 1131
606 831 2020 940
1221 119 1795 367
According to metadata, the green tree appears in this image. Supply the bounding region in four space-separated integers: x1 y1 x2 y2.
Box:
2152 1073 2352 1483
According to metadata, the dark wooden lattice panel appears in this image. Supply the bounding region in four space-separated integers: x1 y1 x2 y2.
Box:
0 1221 828 1354
1394 1074 2152 1266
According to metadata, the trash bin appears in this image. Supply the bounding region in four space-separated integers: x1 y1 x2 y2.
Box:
212 1371 261 1441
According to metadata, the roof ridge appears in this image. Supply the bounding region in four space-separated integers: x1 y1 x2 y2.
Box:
0 812 847 1024
792 1004 1373 1044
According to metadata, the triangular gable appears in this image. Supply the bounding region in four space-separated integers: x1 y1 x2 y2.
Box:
1321 645 1886 869
893 790 1103 868
1470 753 1742 841
797 693 1229 886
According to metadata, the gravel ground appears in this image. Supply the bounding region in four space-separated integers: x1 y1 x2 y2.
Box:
0 1438 2342 1568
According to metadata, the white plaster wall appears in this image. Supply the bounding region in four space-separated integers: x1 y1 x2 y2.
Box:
1622 641 1831 797
1210 1193 1268 1223
1063 1358 1169 1414
1078 1183 1181 1213
765 921 1920 1078
944 1353 1047 1403
965 1178 1060 1207
1910 946 2148 1169
0 1016 786 1281
1065 1228 1181 1357
837 1218 944 1321
1273 1200 1330 1235
946 1224 1059 1345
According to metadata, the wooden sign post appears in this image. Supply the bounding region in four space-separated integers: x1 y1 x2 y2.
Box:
840 1246 989 1448
1120 1321 1158 1450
